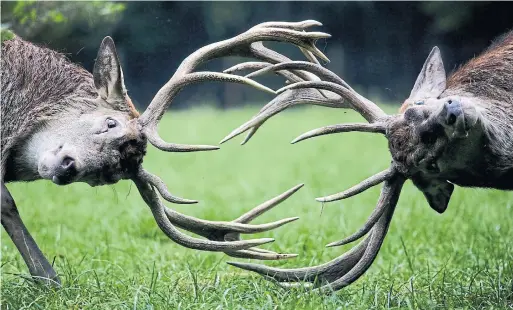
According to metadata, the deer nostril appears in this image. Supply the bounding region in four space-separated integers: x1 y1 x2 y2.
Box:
447 113 457 125
61 156 75 170
444 99 461 126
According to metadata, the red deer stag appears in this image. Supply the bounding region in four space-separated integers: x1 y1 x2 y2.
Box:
0 21 330 286
220 31 513 292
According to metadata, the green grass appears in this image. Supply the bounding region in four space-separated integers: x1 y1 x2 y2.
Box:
2 106 512 309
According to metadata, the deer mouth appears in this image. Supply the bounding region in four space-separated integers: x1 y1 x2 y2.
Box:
51 171 77 185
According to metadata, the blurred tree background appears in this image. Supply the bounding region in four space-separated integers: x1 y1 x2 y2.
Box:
2 1 512 109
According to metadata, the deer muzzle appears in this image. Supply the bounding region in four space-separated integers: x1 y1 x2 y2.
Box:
38 145 79 185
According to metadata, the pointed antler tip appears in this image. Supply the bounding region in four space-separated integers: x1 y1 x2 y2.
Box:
178 199 199 204
307 20 323 26
316 194 347 203
326 241 344 248
219 137 231 145
284 254 299 259
219 130 242 145
290 137 303 144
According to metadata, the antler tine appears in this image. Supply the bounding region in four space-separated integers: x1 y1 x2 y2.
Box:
224 62 306 86
224 42 334 130
137 167 198 204
144 127 220 152
316 167 395 203
277 81 386 123
245 61 350 90
165 206 300 235
240 125 261 146
180 72 276 94
291 123 386 144
227 175 405 290
253 20 323 30
220 183 303 260
234 183 304 223
156 183 303 236
316 181 402 292
223 61 273 74
225 249 299 261
299 46 322 65
247 42 329 88
324 168 398 247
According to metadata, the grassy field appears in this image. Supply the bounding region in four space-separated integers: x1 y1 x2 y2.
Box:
2 106 512 309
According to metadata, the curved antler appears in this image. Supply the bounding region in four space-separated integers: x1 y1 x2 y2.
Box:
130 21 339 259
220 59 410 291
228 173 405 291
134 166 302 258
138 21 332 152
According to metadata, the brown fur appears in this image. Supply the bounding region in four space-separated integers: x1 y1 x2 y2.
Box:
1 36 139 177
391 31 513 191
443 31 513 172
398 31 513 114
445 31 513 103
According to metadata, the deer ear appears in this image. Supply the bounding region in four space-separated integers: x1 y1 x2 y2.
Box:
408 46 446 101
93 36 127 107
412 176 454 214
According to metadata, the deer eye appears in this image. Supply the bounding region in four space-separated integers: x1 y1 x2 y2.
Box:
106 118 118 129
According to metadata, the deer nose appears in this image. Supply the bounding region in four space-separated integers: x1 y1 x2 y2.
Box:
60 156 74 170
444 99 462 126
53 156 77 185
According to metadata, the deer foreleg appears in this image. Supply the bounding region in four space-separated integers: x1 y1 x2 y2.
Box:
1 183 60 286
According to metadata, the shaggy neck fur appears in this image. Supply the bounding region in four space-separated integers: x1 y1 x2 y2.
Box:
1 37 140 178
442 31 513 172
1 37 98 173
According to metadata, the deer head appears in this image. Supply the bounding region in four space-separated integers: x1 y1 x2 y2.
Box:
33 38 145 186
219 44 493 291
